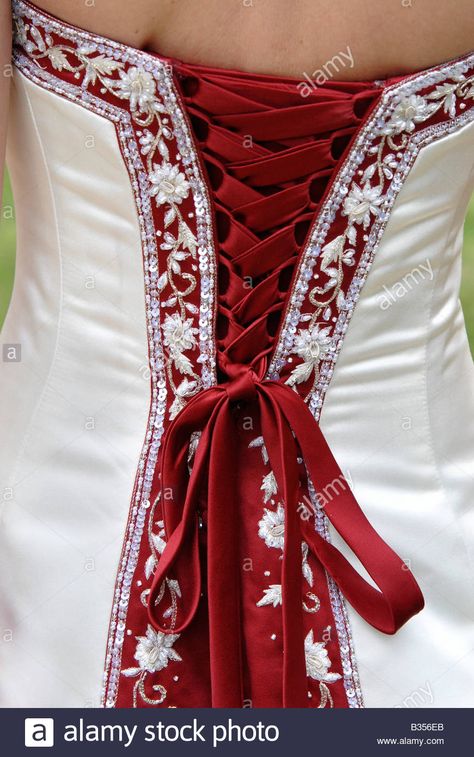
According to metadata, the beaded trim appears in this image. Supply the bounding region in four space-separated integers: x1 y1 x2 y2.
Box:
307 480 364 707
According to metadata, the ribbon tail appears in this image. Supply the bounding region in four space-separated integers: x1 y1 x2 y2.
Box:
269 381 424 634
206 398 244 707
259 388 309 707
147 391 226 634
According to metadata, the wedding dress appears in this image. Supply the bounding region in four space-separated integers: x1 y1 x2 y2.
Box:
1 0 473 708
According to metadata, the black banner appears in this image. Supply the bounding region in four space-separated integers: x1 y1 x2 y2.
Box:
2 707 469 756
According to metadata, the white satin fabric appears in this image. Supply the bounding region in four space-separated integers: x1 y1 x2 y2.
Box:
1 69 473 708
0 72 151 706
322 120 474 707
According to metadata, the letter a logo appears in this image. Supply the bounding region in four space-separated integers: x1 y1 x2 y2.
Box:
24 718 55 747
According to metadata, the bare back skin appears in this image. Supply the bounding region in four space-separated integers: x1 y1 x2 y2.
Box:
20 0 474 79
0 0 473 187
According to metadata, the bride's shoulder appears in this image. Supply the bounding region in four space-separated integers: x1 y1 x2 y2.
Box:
354 0 474 79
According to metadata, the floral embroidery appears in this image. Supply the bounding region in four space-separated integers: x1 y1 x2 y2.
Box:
258 504 285 549
382 94 438 134
123 625 182 676
150 162 190 206
342 182 385 227
286 324 333 388
250 437 337 707
12 0 218 708
305 628 341 707
305 629 341 683
116 66 157 110
121 625 181 706
162 313 199 356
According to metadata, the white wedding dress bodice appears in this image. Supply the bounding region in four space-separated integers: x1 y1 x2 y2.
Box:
1 0 473 707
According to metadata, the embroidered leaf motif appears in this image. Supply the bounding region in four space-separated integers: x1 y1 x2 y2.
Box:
302 542 314 587
286 360 314 387
261 471 278 503
92 55 123 75
158 139 170 161
164 206 176 227
361 162 377 183
84 55 122 85
144 554 156 580
152 533 166 555
47 48 75 72
122 667 142 677
179 221 197 254
320 234 345 272
30 24 46 52
167 579 182 598
157 271 168 291
257 584 282 607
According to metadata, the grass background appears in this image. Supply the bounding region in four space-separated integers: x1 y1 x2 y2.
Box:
1 173 474 352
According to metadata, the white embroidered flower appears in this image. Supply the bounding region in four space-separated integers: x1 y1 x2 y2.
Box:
383 94 437 135
258 504 285 549
116 66 156 110
286 325 332 386
342 181 384 227
304 630 341 683
150 162 190 206
130 625 181 674
257 584 282 608
162 313 198 357
295 324 332 362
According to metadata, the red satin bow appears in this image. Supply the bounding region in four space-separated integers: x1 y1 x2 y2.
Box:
147 363 424 707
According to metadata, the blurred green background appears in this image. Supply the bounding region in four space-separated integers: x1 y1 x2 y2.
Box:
1 172 474 353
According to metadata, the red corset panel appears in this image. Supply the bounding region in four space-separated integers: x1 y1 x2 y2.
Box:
174 63 384 380
145 63 425 707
